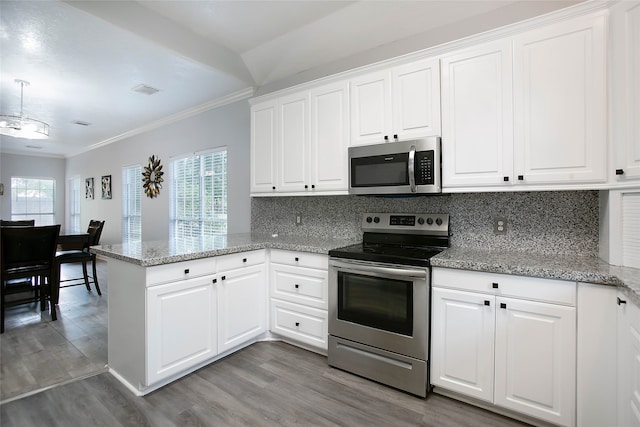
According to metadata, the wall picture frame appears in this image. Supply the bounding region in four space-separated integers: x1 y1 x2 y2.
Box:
101 175 112 199
85 177 94 199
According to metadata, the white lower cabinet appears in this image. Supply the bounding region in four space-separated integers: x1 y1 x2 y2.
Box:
618 292 640 427
431 268 576 426
217 263 267 354
144 251 267 389
147 274 218 386
269 249 329 351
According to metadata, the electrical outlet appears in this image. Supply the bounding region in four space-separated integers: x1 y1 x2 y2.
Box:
494 217 507 235
295 213 302 226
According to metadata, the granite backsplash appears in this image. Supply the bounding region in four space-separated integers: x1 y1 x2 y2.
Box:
250 191 599 257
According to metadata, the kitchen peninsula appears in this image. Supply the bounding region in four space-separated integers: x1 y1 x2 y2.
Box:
91 232 357 396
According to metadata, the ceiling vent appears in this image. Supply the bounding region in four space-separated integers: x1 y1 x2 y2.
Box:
132 84 160 95
25 145 42 149
72 120 91 126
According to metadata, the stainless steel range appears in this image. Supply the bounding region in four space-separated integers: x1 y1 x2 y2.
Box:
328 212 449 397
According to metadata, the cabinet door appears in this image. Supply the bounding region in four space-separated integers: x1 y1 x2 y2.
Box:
512 13 606 185
494 297 575 427
618 293 640 427
350 71 392 145
430 287 495 402
440 39 514 188
310 81 349 192
612 2 640 181
217 264 267 353
250 100 278 193
278 93 310 192
147 275 217 385
392 58 441 140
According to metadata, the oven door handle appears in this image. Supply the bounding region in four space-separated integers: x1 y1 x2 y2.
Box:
330 260 428 279
408 145 416 193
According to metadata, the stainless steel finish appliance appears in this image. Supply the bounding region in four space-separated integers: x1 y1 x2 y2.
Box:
348 137 441 195
328 212 449 397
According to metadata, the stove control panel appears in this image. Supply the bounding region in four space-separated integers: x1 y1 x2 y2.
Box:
362 212 449 236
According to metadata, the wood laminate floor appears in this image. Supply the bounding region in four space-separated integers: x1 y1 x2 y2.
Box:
1 260 529 426
0 261 108 402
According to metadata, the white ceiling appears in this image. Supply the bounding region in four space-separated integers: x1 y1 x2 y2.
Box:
0 0 581 158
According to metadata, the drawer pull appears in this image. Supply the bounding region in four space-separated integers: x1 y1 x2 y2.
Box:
294 284 299 289
184 268 190 274
295 322 300 327
500 303 507 309
212 278 217 284
243 258 247 263
618 297 627 305
503 176 509 182
484 300 490 306
221 275 226 281
492 282 499 289
616 169 625 175
295 257 299 262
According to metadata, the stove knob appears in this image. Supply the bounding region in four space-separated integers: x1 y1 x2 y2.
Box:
426 217 433 225
366 216 373 223
417 217 425 225
436 217 443 226
373 216 380 223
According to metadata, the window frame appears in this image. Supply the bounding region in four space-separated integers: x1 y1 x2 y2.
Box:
10 176 56 226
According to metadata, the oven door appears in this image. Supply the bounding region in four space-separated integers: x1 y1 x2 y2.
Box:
328 258 429 360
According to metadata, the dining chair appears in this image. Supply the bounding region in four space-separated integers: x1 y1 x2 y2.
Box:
0 219 35 227
55 220 105 300
1 224 61 333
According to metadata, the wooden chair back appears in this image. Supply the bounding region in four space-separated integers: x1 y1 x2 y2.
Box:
0 220 35 227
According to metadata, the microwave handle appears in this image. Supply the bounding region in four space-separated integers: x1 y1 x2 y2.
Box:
408 145 416 193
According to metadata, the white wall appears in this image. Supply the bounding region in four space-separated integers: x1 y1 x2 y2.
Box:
65 98 251 245
0 153 66 228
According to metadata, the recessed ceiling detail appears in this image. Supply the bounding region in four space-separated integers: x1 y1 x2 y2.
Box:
72 120 91 126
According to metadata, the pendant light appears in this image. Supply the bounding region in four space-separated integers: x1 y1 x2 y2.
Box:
0 79 49 139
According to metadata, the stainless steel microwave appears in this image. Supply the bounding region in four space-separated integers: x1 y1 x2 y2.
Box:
348 137 441 195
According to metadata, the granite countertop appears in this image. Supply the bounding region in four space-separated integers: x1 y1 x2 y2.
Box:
431 247 640 304
93 234 640 303
91 232 359 267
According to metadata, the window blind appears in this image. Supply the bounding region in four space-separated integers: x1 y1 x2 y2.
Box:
69 176 81 233
171 149 227 244
122 165 142 244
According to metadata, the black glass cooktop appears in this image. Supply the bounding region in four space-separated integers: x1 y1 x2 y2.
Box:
328 242 443 267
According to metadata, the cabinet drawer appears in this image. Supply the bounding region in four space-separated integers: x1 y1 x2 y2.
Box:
270 249 328 270
432 268 576 306
270 299 328 350
146 257 216 286
217 250 265 272
270 264 328 309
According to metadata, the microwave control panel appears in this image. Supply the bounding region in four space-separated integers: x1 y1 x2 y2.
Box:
415 151 434 185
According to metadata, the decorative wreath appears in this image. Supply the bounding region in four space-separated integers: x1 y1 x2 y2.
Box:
142 155 164 198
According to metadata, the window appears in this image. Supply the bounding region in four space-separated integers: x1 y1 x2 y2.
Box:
171 149 227 244
122 165 142 244
68 176 82 233
10 177 56 225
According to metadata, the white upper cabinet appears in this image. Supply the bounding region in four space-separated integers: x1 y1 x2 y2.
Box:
278 92 310 192
250 100 278 193
512 13 607 185
251 82 349 195
441 12 607 190
351 57 440 146
612 1 640 183
441 40 514 188
310 81 350 192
